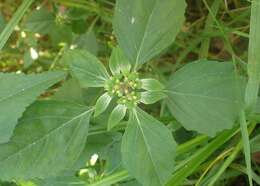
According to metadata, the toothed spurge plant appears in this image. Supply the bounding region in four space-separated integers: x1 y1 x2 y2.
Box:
0 0 258 186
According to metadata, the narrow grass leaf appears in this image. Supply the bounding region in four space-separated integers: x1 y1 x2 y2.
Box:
0 0 34 50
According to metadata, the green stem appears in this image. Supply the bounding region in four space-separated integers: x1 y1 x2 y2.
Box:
0 0 34 50
88 170 130 186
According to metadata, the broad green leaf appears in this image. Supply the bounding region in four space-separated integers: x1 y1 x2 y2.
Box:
104 136 122 174
166 60 244 136
94 92 112 117
0 101 93 180
113 0 186 68
141 79 165 91
52 78 85 104
50 24 73 45
140 91 166 104
0 71 65 143
108 104 127 130
122 107 177 186
74 31 98 55
63 49 110 88
24 8 55 34
109 47 131 75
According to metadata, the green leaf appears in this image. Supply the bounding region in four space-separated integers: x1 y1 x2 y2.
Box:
108 104 127 130
52 78 85 104
94 92 112 117
33 171 85 186
166 60 244 136
0 71 66 143
140 91 166 104
0 101 93 180
0 0 34 50
109 47 131 75
245 0 260 110
141 79 165 91
63 49 110 88
24 8 55 34
74 31 98 55
50 24 73 45
122 107 177 186
113 0 186 68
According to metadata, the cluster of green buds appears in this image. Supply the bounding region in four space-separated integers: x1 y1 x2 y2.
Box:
105 72 142 108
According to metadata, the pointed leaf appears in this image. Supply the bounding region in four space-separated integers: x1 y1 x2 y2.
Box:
94 92 112 117
63 49 110 88
109 47 131 75
0 101 93 180
166 60 244 136
140 91 166 104
122 108 177 186
108 104 127 130
113 0 186 68
141 78 165 91
0 71 66 143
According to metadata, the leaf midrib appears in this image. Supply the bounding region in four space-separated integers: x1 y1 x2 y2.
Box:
134 0 157 68
133 109 164 186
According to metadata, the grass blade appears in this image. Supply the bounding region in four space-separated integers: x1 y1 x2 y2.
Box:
239 112 254 186
207 122 256 186
199 0 222 59
166 128 238 186
239 1 260 185
245 0 260 109
0 0 34 50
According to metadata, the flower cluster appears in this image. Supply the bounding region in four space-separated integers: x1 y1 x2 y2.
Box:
105 72 142 108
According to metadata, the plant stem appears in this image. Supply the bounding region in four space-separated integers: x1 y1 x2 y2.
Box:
88 170 130 186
